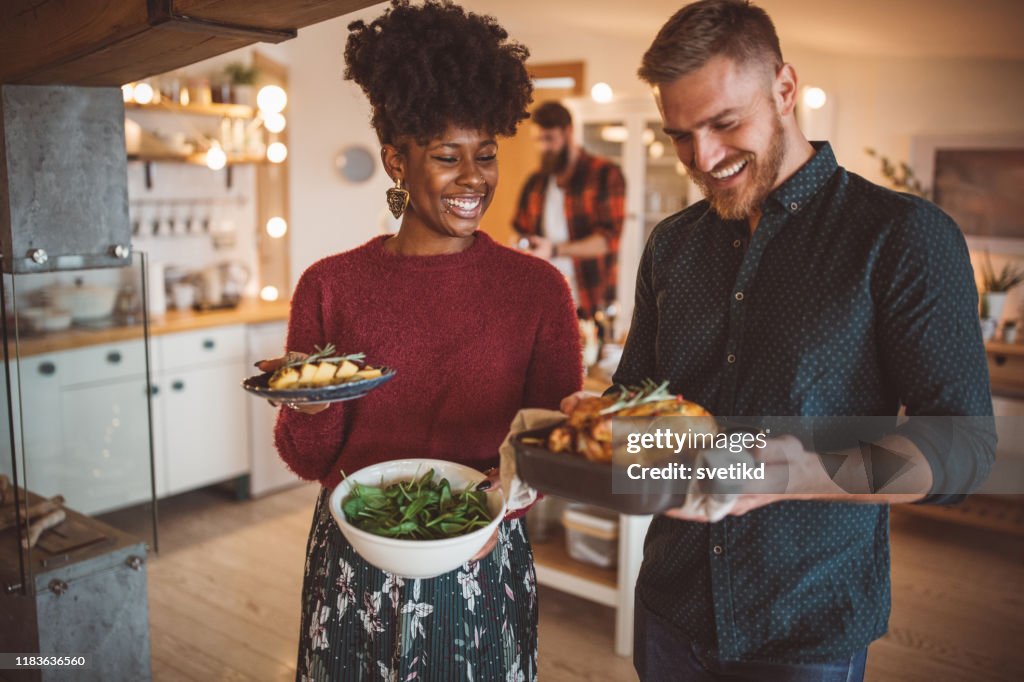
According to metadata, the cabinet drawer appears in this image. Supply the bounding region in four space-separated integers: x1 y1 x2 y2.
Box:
987 351 1024 395
60 340 148 387
156 325 246 372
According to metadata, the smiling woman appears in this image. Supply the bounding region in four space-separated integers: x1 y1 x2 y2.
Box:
260 2 583 681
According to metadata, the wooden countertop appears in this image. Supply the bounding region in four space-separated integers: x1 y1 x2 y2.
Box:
11 299 290 357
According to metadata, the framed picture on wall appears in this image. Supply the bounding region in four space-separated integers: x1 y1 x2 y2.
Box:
911 133 1024 254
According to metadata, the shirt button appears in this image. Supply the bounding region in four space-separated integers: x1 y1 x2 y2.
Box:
734 291 744 301
732 239 742 248
789 201 799 211
727 353 737 364
713 545 723 555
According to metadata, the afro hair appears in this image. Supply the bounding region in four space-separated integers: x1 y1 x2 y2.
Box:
344 0 533 146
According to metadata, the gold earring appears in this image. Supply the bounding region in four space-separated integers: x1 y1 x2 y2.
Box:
386 177 410 218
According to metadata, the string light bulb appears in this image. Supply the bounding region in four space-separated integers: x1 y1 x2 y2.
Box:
267 142 288 163
257 85 287 114
266 217 288 238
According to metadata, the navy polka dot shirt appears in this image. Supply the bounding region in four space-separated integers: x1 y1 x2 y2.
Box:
614 143 995 663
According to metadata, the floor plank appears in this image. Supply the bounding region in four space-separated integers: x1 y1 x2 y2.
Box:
144 486 1023 681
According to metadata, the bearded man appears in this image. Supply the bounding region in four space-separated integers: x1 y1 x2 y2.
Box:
513 101 626 318
561 1 995 680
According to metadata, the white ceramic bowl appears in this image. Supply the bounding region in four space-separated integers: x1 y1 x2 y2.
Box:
330 458 506 579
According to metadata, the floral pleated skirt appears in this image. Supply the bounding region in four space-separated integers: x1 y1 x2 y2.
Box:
296 488 539 682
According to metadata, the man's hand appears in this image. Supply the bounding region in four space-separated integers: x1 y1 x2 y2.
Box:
661 431 932 522
526 235 555 260
662 434 843 522
560 390 595 415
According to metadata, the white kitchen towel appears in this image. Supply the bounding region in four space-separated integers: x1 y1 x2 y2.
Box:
676 447 757 522
498 408 566 513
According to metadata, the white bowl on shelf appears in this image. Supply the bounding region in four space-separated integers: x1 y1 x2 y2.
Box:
329 458 505 579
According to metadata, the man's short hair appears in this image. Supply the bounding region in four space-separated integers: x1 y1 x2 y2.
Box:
531 101 573 130
638 0 782 85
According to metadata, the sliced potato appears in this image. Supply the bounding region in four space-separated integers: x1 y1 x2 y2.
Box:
312 362 337 385
298 363 319 385
352 367 383 381
334 359 360 381
268 367 300 389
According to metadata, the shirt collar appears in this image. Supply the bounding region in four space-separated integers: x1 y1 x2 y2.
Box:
767 141 838 215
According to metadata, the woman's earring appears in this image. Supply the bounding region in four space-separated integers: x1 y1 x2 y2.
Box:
386 178 410 219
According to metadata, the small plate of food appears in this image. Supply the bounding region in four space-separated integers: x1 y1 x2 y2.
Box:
242 343 396 405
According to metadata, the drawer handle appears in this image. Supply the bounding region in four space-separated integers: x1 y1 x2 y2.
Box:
202 339 216 350
995 355 1008 366
172 380 185 391
38 362 56 376
148 385 159 396
107 351 122 364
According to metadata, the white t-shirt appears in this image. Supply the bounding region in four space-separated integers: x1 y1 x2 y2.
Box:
543 175 578 302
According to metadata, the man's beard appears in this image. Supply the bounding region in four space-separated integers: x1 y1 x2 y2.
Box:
541 144 570 175
688 115 786 221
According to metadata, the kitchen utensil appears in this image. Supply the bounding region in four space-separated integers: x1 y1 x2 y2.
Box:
18 306 73 333
241 367 396 405
44 280 118 321
329 459 506 579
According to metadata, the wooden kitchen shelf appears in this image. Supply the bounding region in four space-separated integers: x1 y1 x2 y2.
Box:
532 525 618 605
895 495 1024 536
128 152 266 166
126 100 254 118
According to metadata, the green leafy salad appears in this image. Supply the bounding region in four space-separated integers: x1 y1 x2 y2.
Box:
342 469 492 540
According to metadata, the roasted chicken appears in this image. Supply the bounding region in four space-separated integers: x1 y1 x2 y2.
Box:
549 381 714 462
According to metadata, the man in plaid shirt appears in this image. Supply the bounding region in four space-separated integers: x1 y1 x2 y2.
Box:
513 101 626 318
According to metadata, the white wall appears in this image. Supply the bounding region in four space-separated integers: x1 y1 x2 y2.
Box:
283 5 396 289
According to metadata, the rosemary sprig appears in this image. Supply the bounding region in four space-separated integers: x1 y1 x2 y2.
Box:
282 343 365 368
599 379 675 415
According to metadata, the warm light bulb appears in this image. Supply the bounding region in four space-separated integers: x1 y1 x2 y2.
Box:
206 144 227 170
803 86 827 110
642 129 656 145
260 286 279 302
267 142 288 163
649 141 665 159
257 85 287 114
122 84 135 103
599 125 629 143
590 82 613 103
263 112 286 133
266 217 288 238
133 82 154 105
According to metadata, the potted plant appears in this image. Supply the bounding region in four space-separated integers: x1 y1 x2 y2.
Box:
223 62 259 106
979 251 1024 324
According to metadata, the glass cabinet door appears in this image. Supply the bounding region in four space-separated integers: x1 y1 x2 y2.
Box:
642 121 695 242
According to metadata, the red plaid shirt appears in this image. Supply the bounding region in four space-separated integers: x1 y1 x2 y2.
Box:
512 150 626 317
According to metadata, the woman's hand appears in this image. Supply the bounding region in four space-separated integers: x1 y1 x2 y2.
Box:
255 352 330 416
468 467 501 562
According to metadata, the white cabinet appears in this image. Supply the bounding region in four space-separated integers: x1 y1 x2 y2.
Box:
9 340 153 515
150 325 250 497
245 321 300 496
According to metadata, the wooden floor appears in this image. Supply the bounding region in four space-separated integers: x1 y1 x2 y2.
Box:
145 484 1023 681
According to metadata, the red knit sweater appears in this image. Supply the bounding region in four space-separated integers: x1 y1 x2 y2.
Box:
274 231 583 490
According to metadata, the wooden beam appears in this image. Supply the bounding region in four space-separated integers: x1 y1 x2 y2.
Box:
0 0 376 86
